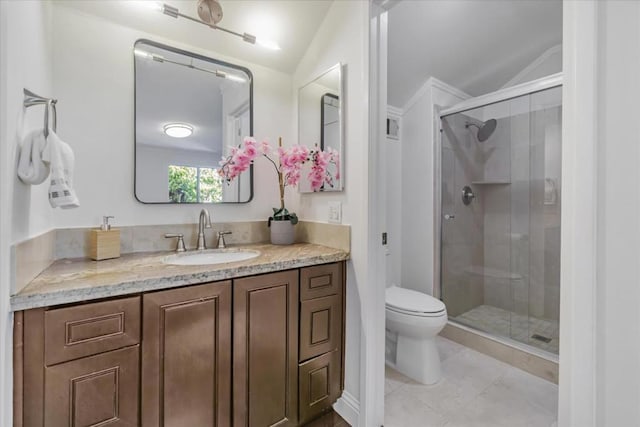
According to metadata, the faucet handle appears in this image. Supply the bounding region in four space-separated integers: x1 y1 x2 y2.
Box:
217 231 232 249
165 233 186 252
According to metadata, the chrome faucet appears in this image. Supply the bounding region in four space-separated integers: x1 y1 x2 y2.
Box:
197 209 212 250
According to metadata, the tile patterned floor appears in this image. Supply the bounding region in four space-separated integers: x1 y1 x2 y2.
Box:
385 336 558 427
454 305 559 354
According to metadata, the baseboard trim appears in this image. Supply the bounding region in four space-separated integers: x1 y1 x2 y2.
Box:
333 390 360 426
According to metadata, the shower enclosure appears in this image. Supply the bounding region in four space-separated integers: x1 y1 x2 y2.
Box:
439 76 562 355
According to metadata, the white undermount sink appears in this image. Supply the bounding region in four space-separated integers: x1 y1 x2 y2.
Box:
163 249 260 266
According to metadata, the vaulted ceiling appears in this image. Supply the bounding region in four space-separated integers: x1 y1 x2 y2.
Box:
54 0 333 74
388 0 562 107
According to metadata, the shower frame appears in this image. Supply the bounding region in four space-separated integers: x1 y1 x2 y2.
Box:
433 72 563 358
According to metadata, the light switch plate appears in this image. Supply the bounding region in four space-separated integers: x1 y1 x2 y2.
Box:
328 201 342 224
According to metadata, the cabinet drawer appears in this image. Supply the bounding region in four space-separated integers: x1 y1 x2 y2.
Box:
300 263 342 301
44 345 140 427
45 296 140 366
298 350 341 425
300 295 342 362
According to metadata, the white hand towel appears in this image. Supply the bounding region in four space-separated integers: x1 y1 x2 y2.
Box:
17 129 50 185
42 129 80 209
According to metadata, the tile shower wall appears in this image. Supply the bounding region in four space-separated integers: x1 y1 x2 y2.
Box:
481 89 562 323
440 113 485 317
529 89 561 322
481 99 517 314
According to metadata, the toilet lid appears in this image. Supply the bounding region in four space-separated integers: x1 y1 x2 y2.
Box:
385 286 446 314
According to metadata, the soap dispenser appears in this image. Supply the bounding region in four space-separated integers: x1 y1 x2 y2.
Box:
90 215 121 261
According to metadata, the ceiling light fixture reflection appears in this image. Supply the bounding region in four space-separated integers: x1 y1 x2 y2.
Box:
134 49 248 83
158 1 280 51
164 123 193 138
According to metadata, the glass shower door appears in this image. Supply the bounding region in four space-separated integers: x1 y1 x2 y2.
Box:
439 85 561 355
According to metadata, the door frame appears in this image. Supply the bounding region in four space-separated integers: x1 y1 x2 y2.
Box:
366 1 599 426
557 1 599 425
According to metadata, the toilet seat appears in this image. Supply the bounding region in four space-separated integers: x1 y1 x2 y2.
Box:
386 305 446 318
385 286 446 317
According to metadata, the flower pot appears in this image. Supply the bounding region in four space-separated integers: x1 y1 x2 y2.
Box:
270 220 295 245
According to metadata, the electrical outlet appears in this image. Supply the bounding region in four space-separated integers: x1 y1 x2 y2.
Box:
328 201 342 224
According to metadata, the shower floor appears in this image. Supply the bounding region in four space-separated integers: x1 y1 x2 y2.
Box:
453 305 559 354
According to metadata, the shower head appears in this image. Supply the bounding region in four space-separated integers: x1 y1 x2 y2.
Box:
465 119 497 142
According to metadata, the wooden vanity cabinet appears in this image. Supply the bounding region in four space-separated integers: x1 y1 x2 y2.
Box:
15 262 346 427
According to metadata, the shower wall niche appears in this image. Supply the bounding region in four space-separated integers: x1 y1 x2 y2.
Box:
439 83 561 355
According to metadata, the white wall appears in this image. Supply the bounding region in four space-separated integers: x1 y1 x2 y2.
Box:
0 1 55 424
50 5 293 228
4 1 55 245
399 78 468 296
502 44 562 89
595 1 640 424
292 0 369 420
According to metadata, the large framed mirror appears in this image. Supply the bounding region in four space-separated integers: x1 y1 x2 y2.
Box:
134 39 253 204
298 63 343 192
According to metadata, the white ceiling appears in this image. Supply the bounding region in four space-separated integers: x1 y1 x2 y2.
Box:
53 0 334 73
388 0 562 107
135 42 250 154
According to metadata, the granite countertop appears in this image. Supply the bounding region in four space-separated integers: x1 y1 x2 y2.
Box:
11 243 349 311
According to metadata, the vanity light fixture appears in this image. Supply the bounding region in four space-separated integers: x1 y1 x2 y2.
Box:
217 71 247 83
135 49 248 83
160 1 281 51
163 123 193 138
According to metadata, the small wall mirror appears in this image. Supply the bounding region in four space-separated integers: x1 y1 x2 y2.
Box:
298 63 343 192
134 39 253 203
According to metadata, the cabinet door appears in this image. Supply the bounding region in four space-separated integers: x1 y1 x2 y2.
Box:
44 296 140 366
300 263 342 301
234 270 299 427
298 350 341 425
142 281 232 427
44 345 139 427
300 294 342 362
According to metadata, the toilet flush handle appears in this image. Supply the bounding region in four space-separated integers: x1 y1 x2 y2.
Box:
444 214 455 220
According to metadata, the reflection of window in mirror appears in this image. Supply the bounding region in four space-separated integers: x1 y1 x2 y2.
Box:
168 165 223 203
321 94 339 150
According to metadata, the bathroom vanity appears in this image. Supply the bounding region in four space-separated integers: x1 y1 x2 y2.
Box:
12 244 347 427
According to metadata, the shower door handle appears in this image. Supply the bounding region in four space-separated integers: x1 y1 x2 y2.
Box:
444 214 455 220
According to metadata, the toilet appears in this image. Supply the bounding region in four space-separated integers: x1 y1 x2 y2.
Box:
385 285 448 384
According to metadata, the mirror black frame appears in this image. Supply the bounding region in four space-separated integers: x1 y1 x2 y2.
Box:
133 39 254 204
320 93 339 151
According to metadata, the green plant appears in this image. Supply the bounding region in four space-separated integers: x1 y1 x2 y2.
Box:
168 165 223 203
